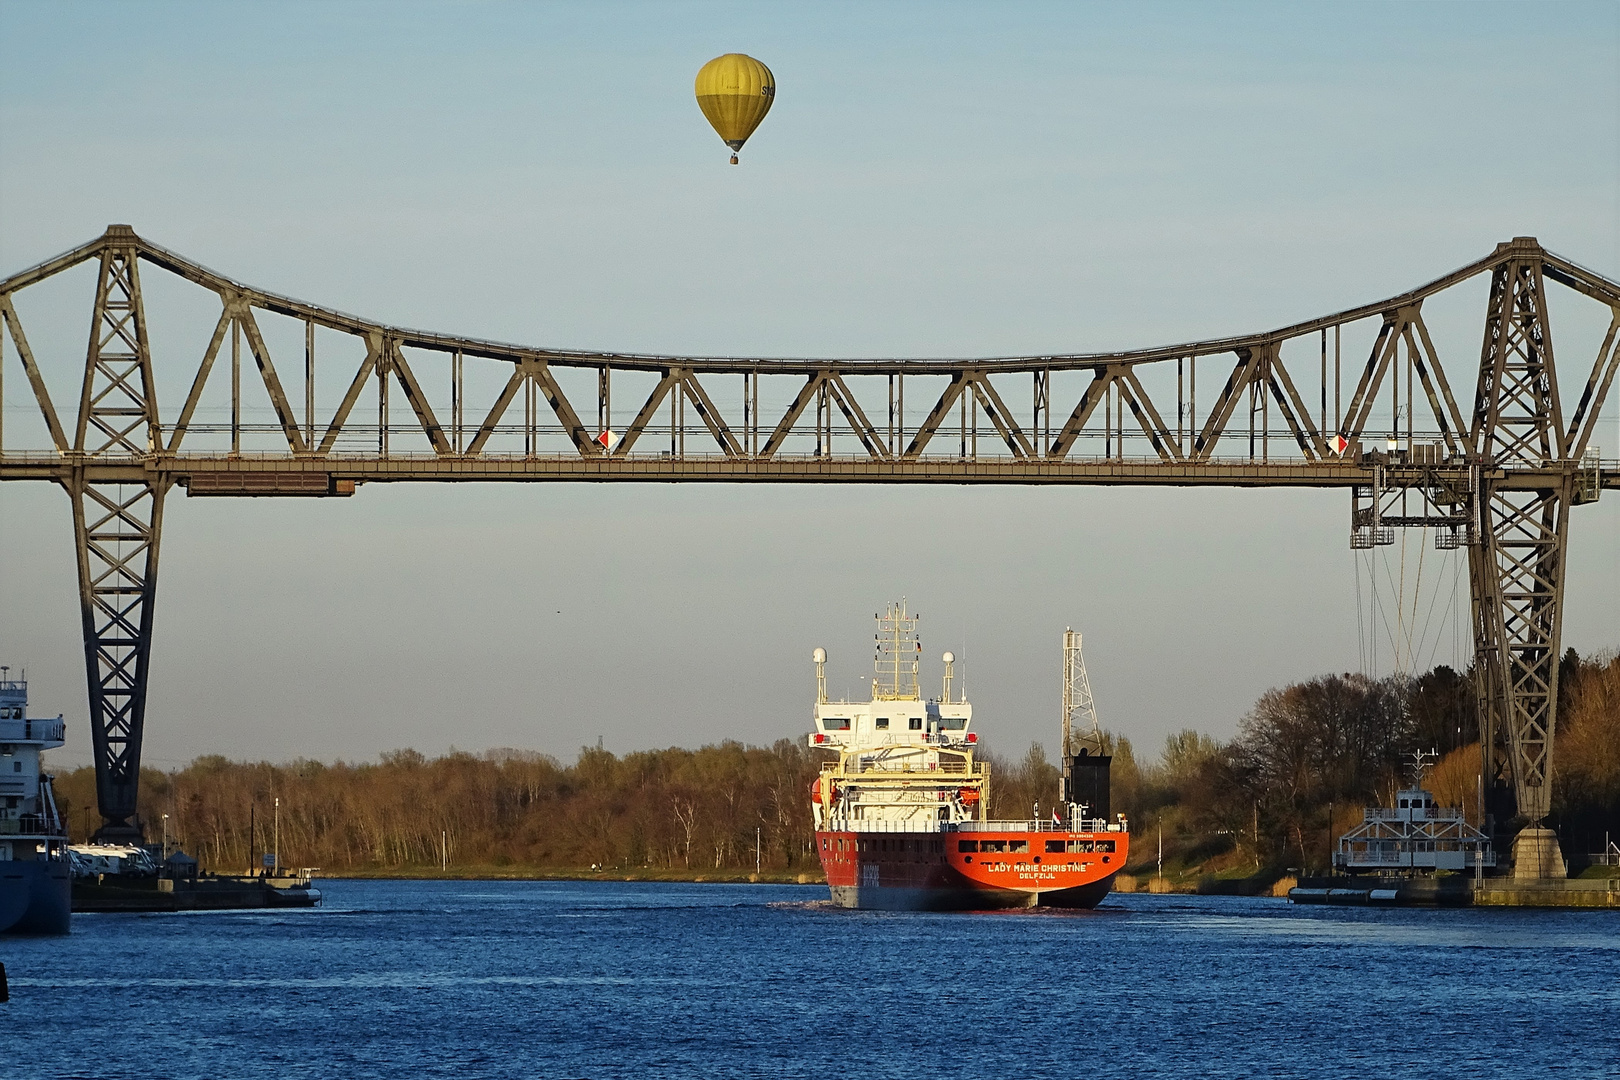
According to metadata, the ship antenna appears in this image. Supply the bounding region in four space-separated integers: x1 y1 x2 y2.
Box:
1409 748 1438 786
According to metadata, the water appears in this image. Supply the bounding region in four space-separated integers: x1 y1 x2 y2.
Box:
6 880 1618 1079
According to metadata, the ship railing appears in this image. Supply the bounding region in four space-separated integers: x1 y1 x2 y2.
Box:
1338 847 1495 866
827 819 953 834
1361 806 1465 822
0 813 54 837
0 717 65 742
823 760 986 777
955 818 1118 834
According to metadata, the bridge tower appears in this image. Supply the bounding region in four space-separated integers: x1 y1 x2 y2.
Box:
1468 242 1593 875
70 227 169 842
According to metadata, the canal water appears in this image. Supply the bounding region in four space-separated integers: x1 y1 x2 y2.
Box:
6 880 1617 1078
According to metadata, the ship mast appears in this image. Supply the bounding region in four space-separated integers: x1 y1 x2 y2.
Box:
1061 628 1104 803
873 601 921 701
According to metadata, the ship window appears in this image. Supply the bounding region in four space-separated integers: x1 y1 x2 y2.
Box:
1069 840 1095 853
908 717 923 730
957 840 978 852
11 761 17 772
823 718 850 731
939 716 966 729
1097 840 1116 853
1399 799 1409 808
980 840 1006 853
875 717 889 730
1045 840 1066 853
1008 840 1028 853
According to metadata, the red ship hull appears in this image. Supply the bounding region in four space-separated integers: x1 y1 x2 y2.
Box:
816 827 1127 911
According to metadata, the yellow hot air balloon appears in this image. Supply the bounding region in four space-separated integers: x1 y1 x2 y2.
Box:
695 53 775 164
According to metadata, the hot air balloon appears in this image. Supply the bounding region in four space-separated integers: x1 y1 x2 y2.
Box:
694 53 775 164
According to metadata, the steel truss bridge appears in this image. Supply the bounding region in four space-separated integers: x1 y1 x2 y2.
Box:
2 226 1617 857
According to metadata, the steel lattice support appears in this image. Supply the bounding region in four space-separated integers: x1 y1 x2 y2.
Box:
69 230 167 840
1467 248 1571 825
70 479 167 840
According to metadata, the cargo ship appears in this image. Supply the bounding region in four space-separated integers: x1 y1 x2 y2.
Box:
0 668 72 935
810 605 1128 910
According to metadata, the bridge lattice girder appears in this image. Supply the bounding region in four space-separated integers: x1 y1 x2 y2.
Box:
1 227 1617 838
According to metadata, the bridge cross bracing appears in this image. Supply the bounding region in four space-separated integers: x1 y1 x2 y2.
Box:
1 226 1616 858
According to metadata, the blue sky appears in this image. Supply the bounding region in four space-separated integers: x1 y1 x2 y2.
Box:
2 2 1617 767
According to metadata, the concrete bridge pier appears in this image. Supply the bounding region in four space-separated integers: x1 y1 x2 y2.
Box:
1511 827 1567 880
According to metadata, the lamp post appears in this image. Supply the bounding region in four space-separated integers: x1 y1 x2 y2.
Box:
162 813 169 861
273 797 280 875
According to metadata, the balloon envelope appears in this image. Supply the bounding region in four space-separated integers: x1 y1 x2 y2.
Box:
695 53 775 155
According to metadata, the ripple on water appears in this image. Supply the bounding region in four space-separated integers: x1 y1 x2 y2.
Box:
4 881 1616 1079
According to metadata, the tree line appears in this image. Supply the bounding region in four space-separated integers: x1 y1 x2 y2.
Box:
47 650 1617 877
1101 649 1620 877
54 740 833 874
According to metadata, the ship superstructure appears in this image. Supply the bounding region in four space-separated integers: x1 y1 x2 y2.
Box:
810 604 1129 910
0 668 72 934
810 603 984 834
1335 751 1496 875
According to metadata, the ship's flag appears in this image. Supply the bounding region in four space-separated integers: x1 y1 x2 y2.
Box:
597 429 619 450
1052 809 1062 827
